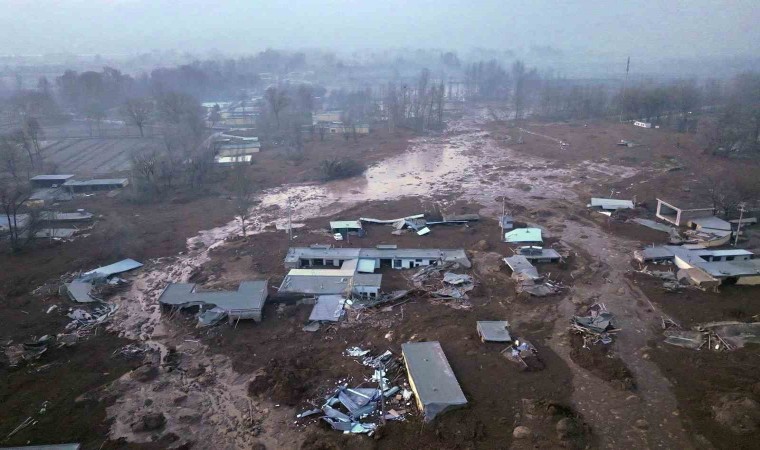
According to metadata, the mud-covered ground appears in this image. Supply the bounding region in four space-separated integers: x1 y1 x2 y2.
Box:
2 104 759 449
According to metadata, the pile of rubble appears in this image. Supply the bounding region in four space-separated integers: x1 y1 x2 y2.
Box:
296 347 414 434
570 303 619 347
410 263 475 300
664 321 760 351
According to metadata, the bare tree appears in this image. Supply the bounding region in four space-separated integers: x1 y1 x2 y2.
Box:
22 117 43 158
0 175 32 252
123 98 154 137
512 60 526 120
208 104 222 128
0 133 31 179
230 166 256 237
265 86 289 129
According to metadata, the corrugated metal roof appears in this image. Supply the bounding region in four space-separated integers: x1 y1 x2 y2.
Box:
30 174 75 181
689 216 732 231
63 179 128 187
477 321 512 342
158 281 268 313
81 258 143 280
357 259 376 273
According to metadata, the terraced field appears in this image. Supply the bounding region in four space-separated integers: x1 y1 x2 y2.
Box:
39 137 160 175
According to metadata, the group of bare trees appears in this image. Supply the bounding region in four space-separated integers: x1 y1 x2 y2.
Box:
385 69 446 132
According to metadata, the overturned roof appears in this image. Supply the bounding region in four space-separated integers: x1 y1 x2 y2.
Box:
689 216 732 231
589 198 634 210
63 280 98 303
504 228 543 243
401 341 467 422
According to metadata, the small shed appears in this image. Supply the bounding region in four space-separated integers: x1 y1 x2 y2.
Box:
401 341 467 422
588 198 634 211
330 220 363 237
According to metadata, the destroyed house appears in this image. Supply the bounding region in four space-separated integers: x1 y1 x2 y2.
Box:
158 280 269 322
30 174 75 188
516 246 561 263
63 178 129 193
402 341 467 422
283 247 471 270
278 270 382 298
635 246 759 285
656 198 714 226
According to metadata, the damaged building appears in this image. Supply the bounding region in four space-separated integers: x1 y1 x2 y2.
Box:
157 280 269 323
635 245 760 286
284 246 471 270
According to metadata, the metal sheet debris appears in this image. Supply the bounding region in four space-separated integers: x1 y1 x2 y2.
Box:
80 258 143 282
477 321 512 342
308 295 346 322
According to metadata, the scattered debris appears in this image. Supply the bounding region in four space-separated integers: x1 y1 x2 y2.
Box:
501 339 544 371
570 304 619 346
664 321 760 351
296 348 411 434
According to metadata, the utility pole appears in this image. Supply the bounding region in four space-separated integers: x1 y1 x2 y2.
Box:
619 57 630 123
734 203 745 247
287 197 293 241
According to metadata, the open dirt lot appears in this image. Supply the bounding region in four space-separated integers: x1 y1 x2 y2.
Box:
2 104 759 449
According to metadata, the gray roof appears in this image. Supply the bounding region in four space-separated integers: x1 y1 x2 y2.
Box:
63 178 128 187
285 247 471 268
308 295 345 321
30 174 75 181
517 246 561 261
80 259 142 281
635 245 759 279
158 281 268 314
278 273 381 295
1 445 81 450
401 341 467 422
40 211 94 222
477 321 512 342
63 280 97 303
503 255 540 279
689 216 732 231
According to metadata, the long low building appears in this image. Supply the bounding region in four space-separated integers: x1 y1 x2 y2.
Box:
402 341 467 422
158 280 269 322
63 178 129 192
635 245 759 285
284 246 471 270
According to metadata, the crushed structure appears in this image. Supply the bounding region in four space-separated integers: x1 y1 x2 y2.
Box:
635 245 759 286
656 198 714 226
503 255 561 296
158 280 269 324
401 341 467 422
79 258 143 283
664 321 760 351
307 295 347 322
515 246 561 262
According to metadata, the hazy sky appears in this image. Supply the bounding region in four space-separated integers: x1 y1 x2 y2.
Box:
1 0 758 58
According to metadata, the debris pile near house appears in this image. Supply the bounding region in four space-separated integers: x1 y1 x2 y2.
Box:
664 321 760 351
501 339 544 371
503 255 564 297
409 263 475 300
570 303 619 347
296 347 413 434
65 303 119 334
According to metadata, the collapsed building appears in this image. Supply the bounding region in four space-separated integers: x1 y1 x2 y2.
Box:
635 245 759 286
158 280 269 324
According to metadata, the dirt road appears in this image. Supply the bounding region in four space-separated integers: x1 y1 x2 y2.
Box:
101 105 695 448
